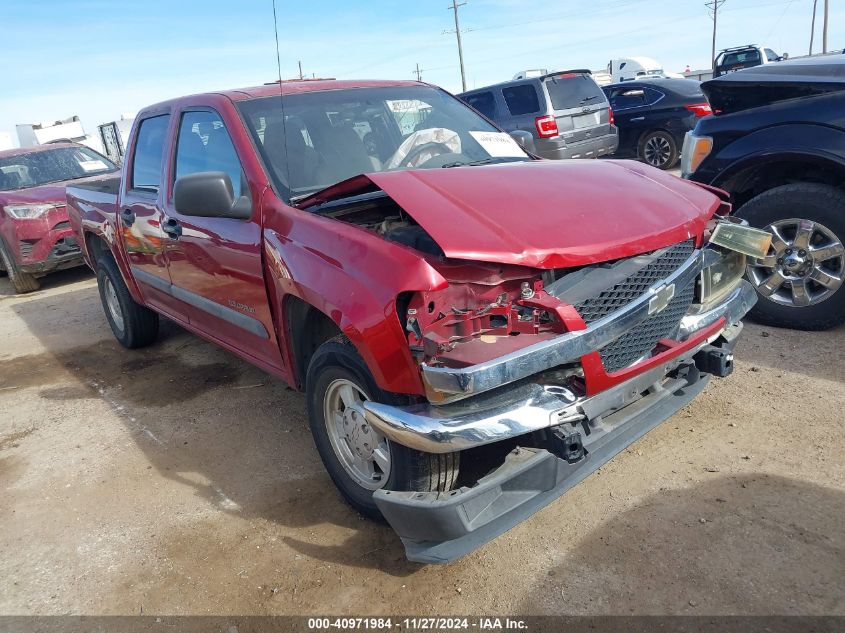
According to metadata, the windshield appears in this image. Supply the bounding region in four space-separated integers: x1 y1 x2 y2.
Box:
237 85 530 201
543 73 606 110
0 146 117 191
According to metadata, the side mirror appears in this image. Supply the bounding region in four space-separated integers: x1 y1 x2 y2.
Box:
174 171 252 219
509 130 536 155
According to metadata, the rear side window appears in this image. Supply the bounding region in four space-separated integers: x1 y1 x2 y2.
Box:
463 92 497 119
131 114 170 192
544 73 606 110
502 85 540 116
175 110 243 198
718 49 761 67
607 88 647 109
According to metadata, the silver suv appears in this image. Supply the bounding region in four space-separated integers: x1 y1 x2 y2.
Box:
458 70 618 160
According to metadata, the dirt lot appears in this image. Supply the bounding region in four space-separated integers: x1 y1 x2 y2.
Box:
1 268 843 616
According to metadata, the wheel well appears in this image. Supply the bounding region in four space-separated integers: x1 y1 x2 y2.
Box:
721 158 845 209
85 232 109 268
285 295 342 390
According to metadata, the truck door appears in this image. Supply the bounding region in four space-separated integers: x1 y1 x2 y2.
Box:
161 107 282 370
120 113 180 315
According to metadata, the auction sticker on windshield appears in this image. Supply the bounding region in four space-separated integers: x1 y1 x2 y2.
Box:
469 131 525 157
79 159 109 172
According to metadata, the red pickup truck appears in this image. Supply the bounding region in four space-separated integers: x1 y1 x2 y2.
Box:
67 79 762 563
0 143 118 293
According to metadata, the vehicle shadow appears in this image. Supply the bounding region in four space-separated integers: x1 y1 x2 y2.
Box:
517 473 845 615
0 266 93 298
7 288 419 576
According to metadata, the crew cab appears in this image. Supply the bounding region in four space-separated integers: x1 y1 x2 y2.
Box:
67 79 761 563
0 143 118 293
683 56 845 330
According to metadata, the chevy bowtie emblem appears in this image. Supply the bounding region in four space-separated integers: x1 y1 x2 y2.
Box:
648 283 676 315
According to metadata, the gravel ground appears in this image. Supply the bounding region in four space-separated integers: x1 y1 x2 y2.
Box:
1 267 843 616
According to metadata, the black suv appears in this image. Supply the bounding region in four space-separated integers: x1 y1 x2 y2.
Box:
683 56 845 330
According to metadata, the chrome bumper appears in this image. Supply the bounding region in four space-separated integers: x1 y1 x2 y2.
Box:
362 280 755 454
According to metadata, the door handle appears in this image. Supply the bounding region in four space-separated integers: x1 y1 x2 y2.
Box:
161 217 182 239
630 116 645 122
120 208 135 227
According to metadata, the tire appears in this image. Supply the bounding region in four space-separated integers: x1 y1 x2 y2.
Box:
306 335 459 519
735 183 845 330
96 254 159 348
638 130 678 170
0 238 40 294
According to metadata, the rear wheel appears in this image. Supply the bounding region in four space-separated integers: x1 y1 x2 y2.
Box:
736 183 845 330
96 254 159 348
638 130 678 169
306 336 459 519
0 238 40 294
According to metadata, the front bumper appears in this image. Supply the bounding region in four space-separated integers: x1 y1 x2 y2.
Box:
375 326 741 564
367 279 754 563
18 234 83 274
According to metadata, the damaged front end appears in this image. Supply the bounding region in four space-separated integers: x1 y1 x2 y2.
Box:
299 168 765 564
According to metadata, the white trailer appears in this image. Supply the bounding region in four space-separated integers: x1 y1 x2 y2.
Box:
15 116 105 154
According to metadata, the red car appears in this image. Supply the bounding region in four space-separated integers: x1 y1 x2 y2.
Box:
0 143 118 293
66 79 762 563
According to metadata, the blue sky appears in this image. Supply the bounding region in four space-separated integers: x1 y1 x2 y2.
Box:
1 0 842 147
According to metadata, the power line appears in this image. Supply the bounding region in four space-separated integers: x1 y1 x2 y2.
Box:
810 0 818 54
447 0 468 92
705 0 727 71
823 0 829 53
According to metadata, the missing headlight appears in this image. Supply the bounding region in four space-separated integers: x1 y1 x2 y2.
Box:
699 248 746 305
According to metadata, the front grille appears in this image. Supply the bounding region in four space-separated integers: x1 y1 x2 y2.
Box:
574 240 695 324
599 278 696 373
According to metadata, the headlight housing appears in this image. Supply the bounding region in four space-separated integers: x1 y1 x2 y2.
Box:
699 248 745 305
4 203 56 219
681 132 713 178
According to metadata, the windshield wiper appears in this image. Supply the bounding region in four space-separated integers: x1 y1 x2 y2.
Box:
580 95 600 104
441 157 528 169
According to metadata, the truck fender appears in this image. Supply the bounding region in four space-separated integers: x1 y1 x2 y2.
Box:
261 209 447 397
710 123 845 189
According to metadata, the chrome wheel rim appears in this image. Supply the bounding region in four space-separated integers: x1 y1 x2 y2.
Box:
644 135 672 167
748 218 844 307
104 277 125 333
323 378 390 490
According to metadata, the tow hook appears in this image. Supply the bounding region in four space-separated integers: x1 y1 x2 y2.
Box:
551 427 585 463
694 345 734 378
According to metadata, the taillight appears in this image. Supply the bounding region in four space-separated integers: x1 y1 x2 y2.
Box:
535 115 558 138
608 106 615 126
685 102 713 117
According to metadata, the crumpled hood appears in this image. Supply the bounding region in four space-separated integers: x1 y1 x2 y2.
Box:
303 159 723 269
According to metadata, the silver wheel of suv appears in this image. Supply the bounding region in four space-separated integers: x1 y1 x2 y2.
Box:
748 218 845 307
322 378 391 491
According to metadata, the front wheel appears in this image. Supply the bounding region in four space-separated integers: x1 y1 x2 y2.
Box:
0 238 40 294
638 130 678 169
306 336 459 519
736 183 845 330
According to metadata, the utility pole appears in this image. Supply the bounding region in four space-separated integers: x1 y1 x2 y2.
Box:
822 0 829 53
810 0 818 54
413 63 423 82
706 0 727 71
448 0 467 92
298 60 304 80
